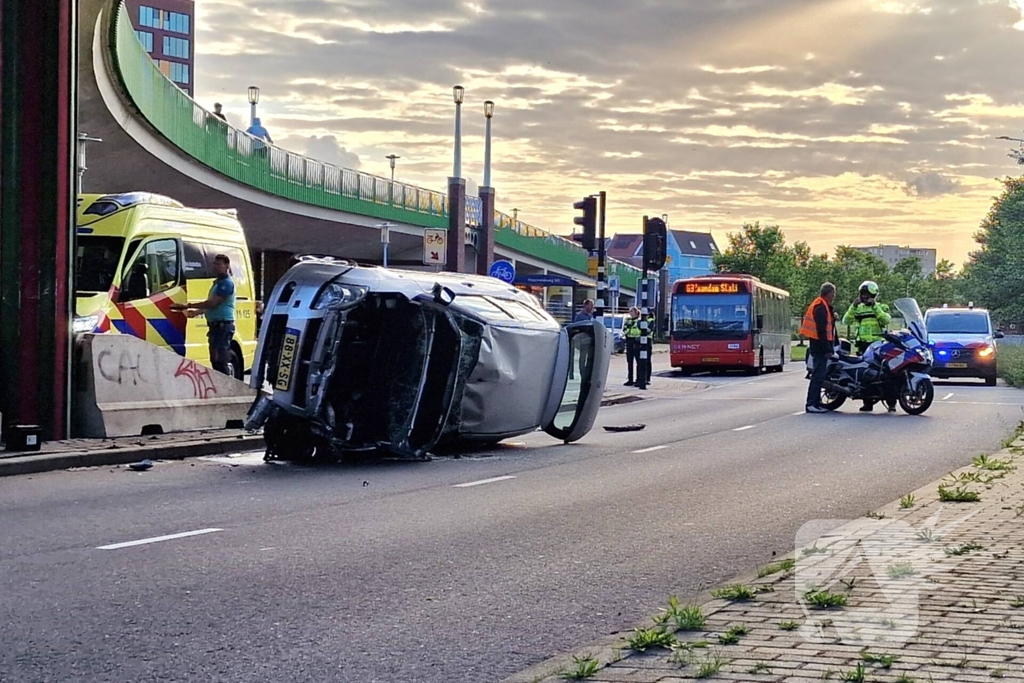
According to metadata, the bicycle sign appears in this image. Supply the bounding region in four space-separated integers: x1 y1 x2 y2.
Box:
488 260 516 284
423 229 447 266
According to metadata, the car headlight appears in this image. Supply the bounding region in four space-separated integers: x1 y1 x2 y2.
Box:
73 315 100 334
978 345 995 358
313 282 367 310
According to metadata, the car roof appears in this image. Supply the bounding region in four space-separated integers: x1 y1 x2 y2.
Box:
926 307 990 315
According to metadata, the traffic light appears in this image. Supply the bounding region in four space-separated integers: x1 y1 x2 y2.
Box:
643 216 667 271
573 196 597 251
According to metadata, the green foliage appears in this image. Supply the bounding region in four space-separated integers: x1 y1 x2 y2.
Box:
998 345 1024 388
961 177 1024 323
627 628 677 651
560 655 601 680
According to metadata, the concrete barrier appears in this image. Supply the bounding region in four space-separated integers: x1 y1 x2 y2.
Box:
73 334 257 438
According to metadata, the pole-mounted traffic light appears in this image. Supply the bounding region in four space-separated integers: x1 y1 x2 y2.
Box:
643 216 668 272
573 196 597 251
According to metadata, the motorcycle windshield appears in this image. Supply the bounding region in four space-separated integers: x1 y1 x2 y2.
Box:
894 298 926 342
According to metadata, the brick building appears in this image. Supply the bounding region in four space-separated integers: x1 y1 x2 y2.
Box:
126 0 194 96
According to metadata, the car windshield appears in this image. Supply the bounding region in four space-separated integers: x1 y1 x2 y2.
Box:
672 293 751 340
926 311 990 335
75 236 125 293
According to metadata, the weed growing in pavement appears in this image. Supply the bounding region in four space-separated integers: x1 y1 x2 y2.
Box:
804 589 848 609
861 651 900 669
865 511 886 520
559 655 600 680
779 620 800 631
887 562 916 579
627 628 676 652
916 527 936 542
749 661 772 675
710 584 758 601
668 640 709 666
932 653 972 668
840 578 858 591
992 668 1006 678
938 483 981 502
894 675 916 683
1000 419 1024 449
1009 596 1024 608
944 542 985 556
900 493 916 509
951 471 984 483
653 596 707 631
973 454 1016 471
801 542 833 557
820 670 837 680
757 558 795 578
716 624 750 645
692 651 728 679
839 663 867 682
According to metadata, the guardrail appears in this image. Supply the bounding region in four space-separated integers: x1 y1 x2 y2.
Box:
109 1 641 286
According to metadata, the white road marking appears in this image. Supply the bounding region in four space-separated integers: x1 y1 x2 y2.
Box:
97 528 224 550
453 475 516 488
633 445 668 454
792 411 807 416
941 393 954 401
733 425 755 432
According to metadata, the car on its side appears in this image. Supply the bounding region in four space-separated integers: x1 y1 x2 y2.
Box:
245 259 612 460
924 304 1003 386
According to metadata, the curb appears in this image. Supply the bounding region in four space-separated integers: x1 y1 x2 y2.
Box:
504 433 1024 683
0 434 265 477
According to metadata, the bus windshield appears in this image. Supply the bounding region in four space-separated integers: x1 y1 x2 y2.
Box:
672 293 751 340
76 236 125 294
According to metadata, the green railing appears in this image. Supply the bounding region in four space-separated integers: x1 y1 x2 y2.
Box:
110 2 641 287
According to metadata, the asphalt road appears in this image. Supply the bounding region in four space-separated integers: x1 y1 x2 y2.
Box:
1 356 1021 683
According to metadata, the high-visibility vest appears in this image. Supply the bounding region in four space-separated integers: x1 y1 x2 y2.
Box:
800 297 835 341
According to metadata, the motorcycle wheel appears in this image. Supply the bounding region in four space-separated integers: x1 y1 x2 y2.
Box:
820 386 847 411
898 377 934 415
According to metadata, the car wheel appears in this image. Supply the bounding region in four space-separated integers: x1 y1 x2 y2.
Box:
226 345 244 381
985 375 998 387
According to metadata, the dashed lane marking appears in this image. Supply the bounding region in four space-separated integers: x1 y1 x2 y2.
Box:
941 393 954 401
633 445 668 454
453 475 516 488
733 425 755 432
97 528 224 551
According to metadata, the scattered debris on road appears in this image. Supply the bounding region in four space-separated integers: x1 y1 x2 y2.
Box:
128 459 153 472
603 424 646 433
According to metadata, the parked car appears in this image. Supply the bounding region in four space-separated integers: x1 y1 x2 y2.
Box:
245 259 612 460
925 304 1003 386
602 314 627 354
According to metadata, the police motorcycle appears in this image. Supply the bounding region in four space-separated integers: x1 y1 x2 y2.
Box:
818 298 935 415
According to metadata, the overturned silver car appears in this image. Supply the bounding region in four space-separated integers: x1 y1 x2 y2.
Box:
245 259 611 460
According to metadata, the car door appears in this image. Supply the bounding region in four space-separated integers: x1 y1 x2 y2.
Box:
115 237 188 356
541 320 612 443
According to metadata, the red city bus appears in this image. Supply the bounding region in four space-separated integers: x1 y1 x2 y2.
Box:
670 275 790 375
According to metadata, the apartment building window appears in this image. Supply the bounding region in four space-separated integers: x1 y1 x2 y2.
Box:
135 30 154 52
156 60 190 85
139 6 190 34
163 36 190 59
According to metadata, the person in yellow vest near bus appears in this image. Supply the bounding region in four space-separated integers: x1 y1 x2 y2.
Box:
801 283 838 413
623 307 642 386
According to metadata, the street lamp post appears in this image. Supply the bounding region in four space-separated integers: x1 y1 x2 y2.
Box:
247 85 260 127
385 154 400 182
512 208 519 223
452 85 464 178
76 132 102 195
483 100 494 188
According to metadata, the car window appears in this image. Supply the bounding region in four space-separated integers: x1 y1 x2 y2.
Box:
182 241 210 280
122 238 180 301
926 311 989 335
75 236 125 293
492 298 549 323
454 295 514 321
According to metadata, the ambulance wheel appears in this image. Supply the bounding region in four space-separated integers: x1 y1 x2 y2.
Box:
226 344 244 381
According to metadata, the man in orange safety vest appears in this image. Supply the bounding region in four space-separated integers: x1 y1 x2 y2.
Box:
801 283 838 413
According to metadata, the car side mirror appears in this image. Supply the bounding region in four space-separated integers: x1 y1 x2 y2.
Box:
995 330 1005 339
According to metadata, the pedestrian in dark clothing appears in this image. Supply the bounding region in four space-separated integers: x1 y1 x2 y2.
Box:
573 299 595 323
570 299 595 381
801 282 838 413
212 103 227 122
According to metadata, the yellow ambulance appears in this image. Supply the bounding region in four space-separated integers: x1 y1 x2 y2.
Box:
74 192 258 379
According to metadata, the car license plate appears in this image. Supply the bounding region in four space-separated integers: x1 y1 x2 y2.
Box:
702 357 720 363
945 362 968 369
275 329 300 391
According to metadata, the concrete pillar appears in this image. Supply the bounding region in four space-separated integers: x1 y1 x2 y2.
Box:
0 0 77 440
476 186 495 276
446 177 466 273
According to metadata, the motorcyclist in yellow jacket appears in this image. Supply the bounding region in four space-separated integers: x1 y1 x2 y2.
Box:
842 280 893 412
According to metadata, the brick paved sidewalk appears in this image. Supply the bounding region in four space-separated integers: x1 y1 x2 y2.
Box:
508 436 1024 683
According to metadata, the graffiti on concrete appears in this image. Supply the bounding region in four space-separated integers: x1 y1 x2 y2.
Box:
174 359 219 399
97 349 153 386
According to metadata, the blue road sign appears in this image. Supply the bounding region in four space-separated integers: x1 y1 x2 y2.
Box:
489 260 516 284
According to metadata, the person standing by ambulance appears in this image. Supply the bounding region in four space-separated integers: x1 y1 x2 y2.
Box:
171 254 236 376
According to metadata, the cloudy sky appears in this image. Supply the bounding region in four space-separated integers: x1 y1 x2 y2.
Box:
195 0 1024 265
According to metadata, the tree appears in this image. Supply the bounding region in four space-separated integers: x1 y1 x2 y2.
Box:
713 222 799 293
961 177 1024 322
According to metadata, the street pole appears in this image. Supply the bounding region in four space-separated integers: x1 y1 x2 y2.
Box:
483 101 494 188
453 86 464 179
379 222 391 268
638 216 650 391
596 192 606 320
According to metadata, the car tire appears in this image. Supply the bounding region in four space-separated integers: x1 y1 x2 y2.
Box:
226 345 244 381
985 375 998 387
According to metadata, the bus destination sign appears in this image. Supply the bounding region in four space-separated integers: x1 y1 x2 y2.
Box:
684 282 743 295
